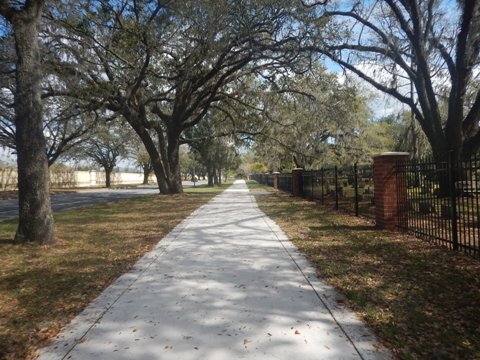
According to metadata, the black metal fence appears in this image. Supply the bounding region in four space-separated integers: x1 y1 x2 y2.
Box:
278 174 293 193
251 164 375 218
396 153 480 256
251 154 480 257
252 174 274 188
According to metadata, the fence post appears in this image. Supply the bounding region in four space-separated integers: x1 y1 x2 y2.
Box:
273 172 280 192
448 150 459 251
292 168 303 197
334 166 339 210
354 163 359 216
373 152 409 231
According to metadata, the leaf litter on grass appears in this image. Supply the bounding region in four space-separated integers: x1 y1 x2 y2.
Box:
0 185 228 360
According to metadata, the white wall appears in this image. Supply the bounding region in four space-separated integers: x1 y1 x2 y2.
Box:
0 168 153 190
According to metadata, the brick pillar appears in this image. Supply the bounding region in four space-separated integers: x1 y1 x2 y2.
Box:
292 168 303 197
373 152 409 231
273 172 280 192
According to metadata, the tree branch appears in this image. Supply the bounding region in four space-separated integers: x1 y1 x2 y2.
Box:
0 1 16 21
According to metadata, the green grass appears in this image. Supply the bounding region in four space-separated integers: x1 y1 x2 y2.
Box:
248 182 480 359
245 180 274 192
0 184 229 360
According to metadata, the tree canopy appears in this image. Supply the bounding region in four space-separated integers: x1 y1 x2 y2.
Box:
252 67 377 170
306 0 480 161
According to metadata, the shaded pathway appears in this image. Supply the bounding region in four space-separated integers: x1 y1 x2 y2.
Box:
38 180 390 360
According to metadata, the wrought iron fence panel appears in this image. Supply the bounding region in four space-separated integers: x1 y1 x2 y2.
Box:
266 174 274 187
252 164 375 219
306 165 375 218
310 169 325 204
356 164 375 218
301 171 313 199
396 153 479 256
278 174 293 193
251 154 479 256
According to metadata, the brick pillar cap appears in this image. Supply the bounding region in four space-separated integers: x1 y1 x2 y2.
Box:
372 152 409 158
292 168 304 171
272 171 280 174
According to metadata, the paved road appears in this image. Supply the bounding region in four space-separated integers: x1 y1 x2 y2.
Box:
0 186 159 221
0 181 210 221
38 180 390 360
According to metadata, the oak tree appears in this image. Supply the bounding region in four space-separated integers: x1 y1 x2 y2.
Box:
308 0 480 162
0 0 54 244
51 0 312 194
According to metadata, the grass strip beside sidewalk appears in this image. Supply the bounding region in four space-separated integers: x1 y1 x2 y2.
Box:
249 182 480 360
0 185 228 360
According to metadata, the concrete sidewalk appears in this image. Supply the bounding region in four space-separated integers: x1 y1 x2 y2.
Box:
38 180 390 360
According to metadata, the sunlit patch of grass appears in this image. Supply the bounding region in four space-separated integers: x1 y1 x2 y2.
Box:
0 185 227 360
248 183 480 359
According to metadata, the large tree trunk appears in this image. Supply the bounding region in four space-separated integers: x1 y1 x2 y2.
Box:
127 118 169 194
213 167 219 186
12 2 55 244
207 166 214 187
166 128 183 194
430 142 463 198
105 167 113 188
142 166 151 185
